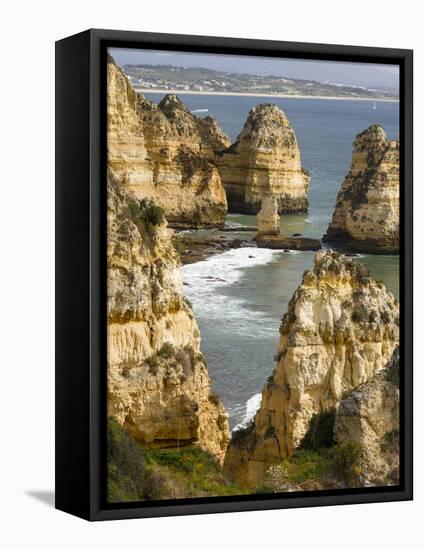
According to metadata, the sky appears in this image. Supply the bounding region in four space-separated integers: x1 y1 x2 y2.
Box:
109 48 399 92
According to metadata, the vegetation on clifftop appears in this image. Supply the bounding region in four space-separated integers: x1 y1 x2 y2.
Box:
107 418 243 502
257 408 363 493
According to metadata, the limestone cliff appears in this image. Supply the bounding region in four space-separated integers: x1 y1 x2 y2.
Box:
224 250 399 487
107 56 228 228
157 94 230 160
217 104 310 214
107 171 230 462
335 347 400 486
257 195 281 237
324 125 399 254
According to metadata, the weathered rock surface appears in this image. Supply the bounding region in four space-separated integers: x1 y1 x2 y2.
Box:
158 94 230 161
335 347 400 486
107 56 228 228
217 104 310 214
224 250 399 487
107 170 230 462
324 125 399 254
257 195 281 237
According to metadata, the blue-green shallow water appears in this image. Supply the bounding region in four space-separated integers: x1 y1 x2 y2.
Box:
144 93 400 428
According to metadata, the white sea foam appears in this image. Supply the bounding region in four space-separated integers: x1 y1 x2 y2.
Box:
181 247 280 290
282 249 301 255
180 248 282 337
232 393 262 432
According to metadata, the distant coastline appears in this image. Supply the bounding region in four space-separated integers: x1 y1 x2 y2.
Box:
135 88 399 102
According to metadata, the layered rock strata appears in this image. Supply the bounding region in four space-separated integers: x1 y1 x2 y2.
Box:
324 125 399 254
107 56 229 228
335 347 400 486
224 250 399 487
107 171 230 462
216 104 310 214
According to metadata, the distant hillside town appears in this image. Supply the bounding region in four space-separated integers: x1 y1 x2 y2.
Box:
122 63 398 99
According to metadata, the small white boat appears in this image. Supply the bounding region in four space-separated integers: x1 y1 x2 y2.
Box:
191 108 209 113
372 102 377 110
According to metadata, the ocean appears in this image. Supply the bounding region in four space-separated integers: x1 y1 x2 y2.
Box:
146 92 400 428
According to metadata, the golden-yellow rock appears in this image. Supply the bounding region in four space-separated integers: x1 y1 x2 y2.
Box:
224 250 399 487
216 104 310 214
324 125 399 254
107 55 229 228
257 195 281 237
335 347 400 486
107 170 230 462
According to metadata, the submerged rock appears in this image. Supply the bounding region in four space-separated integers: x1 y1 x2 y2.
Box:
217 104 310 214
224 250 399 488
256 236 321 251
324 125 399 254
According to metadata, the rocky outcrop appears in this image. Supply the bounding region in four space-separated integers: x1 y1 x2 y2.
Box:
157 94 230 161
224 250 399 488
256 236 321 251
324 125 399 254
256 194 321 250
216 104 310 214
107 170 230 462
107 56 228 228
257 195 281 237
335 347 400 486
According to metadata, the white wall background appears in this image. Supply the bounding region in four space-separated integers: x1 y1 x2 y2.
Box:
0 0 420 547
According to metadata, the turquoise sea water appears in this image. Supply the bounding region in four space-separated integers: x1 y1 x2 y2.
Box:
146 92 400 428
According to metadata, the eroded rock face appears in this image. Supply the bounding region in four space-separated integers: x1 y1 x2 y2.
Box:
224 250 399 487
335 347 400 486
257 195 281 237
107 171 230 462
324 125 399 254
157 94 230 160
107 56 228 228
217 104 310 214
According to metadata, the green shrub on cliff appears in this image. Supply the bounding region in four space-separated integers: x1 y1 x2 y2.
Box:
127 198 165 230
107 418 243 502
144 447 243 498
264 442 363 491
329 442 363 484
107 417 146 502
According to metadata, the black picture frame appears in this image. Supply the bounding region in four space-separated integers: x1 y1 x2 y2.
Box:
55 28 413 521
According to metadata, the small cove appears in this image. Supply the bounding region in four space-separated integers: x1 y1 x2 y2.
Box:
145 92 403 428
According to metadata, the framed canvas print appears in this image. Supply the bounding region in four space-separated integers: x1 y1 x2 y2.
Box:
55 29 413 521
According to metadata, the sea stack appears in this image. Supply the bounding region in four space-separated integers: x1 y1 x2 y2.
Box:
107 170 230 463
256 194 321 251
107 55 229 228
257 195 281 237
224 251 399 488
324 125 399 254
217 104 310 214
